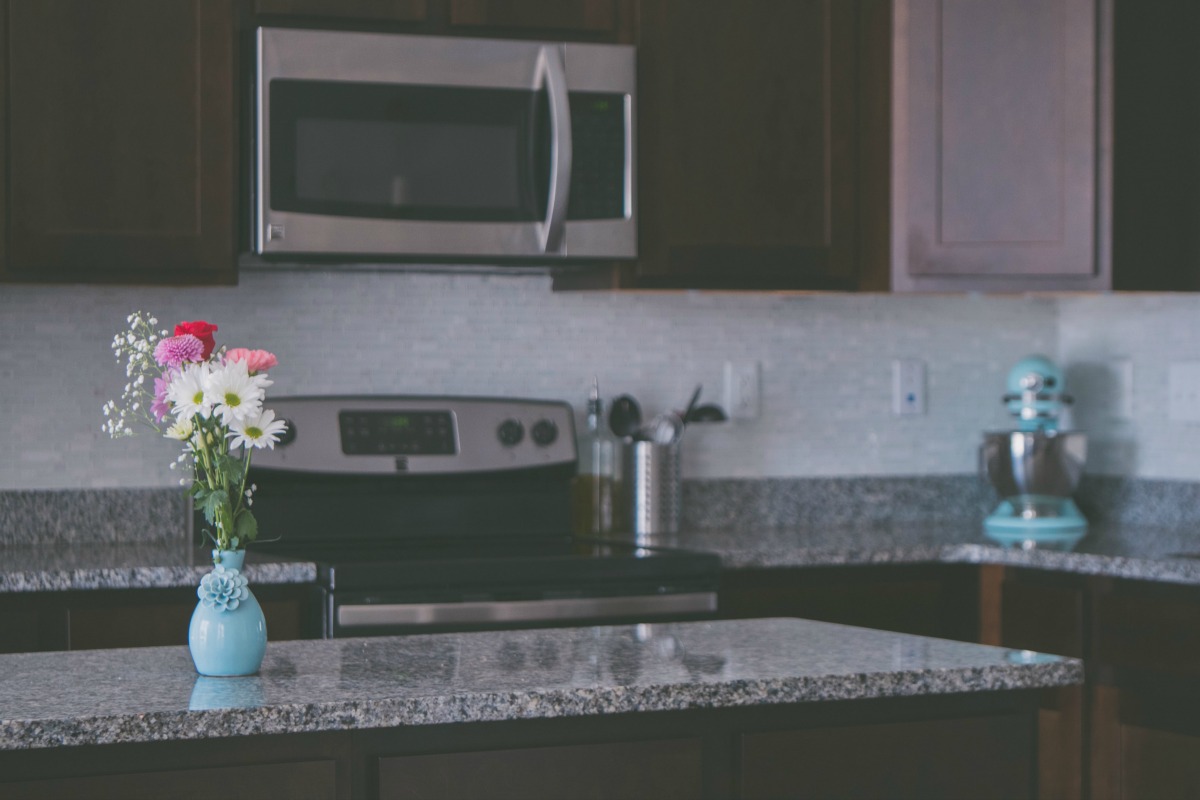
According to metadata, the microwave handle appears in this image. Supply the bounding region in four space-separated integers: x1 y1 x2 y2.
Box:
537 45 572 254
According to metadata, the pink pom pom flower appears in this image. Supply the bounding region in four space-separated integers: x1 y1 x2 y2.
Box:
153 334 204 368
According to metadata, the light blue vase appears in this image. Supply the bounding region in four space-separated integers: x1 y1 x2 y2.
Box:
188 549 267 677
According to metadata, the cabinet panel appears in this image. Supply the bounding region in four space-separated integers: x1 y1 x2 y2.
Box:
631 0 860 290
741 712 1034 800
718 566 980 642
993 572 1086 800
4 0 236 284
1094 586 1200 679
891 0 1111 291
377 738 703 800
254 0 429 22
2 759 338 800
449 0 622 36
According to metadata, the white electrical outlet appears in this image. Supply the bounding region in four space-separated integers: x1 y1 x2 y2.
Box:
892 359 926 416
1169 361 1200 422
724 360 761 420
1111 358 1134 421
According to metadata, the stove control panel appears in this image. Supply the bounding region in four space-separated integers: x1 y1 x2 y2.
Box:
339 410 456 456
252 396 577 474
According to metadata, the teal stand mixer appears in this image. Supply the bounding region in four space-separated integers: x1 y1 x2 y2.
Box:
982 355 1088 550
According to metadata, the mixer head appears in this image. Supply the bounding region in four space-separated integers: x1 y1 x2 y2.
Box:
1003 354 1072 431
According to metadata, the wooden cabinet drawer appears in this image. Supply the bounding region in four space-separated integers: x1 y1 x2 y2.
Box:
2 759 338 800
377 738 702 800
1095 588 1200 677
740 712 1034 800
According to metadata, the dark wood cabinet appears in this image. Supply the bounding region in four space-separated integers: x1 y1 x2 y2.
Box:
0 584 318 653
254 0 430 23
986 567 1200 800
377 738 703 800
1 0 239 285
253 0 632 42
558 0 887 292
718 564 981 642
0 695 1042 800
983 567 1087 800
741 711 1034 800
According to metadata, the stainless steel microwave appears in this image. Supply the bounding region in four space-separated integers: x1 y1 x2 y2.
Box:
253 27 636 262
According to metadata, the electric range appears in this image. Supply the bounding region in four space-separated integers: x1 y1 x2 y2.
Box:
233 396 719 638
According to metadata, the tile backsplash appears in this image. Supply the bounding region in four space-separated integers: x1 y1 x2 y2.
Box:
0 270 1060 489
8 270 1200 490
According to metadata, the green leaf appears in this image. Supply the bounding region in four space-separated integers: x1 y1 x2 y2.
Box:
235 509 259 544
200 489 229 526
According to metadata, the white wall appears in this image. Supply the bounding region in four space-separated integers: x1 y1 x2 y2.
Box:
0 270 1058 489
1059 294 1200 481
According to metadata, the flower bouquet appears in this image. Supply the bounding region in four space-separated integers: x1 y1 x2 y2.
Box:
103 312 285 560
104 312 282 675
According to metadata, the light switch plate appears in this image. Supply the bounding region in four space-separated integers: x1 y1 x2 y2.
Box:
1169 361 1200 422
892 359 926 416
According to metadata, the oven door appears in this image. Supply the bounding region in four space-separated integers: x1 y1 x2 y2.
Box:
254 28 635 260
327 583 718 638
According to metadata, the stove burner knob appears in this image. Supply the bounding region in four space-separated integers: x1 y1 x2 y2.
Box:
496 419 524 447
531 419 558 447
276 419 297 447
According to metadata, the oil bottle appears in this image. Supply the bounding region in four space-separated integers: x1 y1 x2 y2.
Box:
572 377 617 535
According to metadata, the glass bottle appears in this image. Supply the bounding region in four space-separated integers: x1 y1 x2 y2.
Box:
572 377 617 536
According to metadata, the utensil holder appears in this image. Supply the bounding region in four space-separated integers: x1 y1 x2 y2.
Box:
623 441 681 539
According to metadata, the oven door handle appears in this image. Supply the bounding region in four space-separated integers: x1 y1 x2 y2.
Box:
536 44 572 255
337 592 716 628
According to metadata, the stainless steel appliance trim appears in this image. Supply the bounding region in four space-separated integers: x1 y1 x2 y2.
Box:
337 592 718 628
251 396 577 474
537 44 572 254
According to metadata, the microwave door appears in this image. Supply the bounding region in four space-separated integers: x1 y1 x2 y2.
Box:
255 29 573 259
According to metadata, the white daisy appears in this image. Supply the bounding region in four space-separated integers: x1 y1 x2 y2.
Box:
227 408 288 450
164 417 194 441
204 360 272 425
166 363 213 420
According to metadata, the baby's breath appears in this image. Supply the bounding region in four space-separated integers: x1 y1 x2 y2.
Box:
102 311 164 437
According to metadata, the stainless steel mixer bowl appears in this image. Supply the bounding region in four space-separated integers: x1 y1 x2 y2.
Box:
982 431 1087 499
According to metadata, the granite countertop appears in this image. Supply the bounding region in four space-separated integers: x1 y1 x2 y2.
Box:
0 543 315 593
0 616 1080 751
5 520 1200 594
643 520 1200 585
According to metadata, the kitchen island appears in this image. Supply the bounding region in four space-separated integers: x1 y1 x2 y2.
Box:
0 617 1078 799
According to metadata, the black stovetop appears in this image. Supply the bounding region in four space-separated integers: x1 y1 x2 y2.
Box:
255 535 721 594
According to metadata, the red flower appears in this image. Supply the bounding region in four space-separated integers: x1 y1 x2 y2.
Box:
174 320 218 359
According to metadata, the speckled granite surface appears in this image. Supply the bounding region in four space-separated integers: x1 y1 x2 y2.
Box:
0 488 186 546
0 617 1081 750
648 522 1200 586
0 544 316 592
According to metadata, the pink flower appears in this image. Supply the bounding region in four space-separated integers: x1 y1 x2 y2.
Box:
224 348 278 375
151 375 173 422
153 335 204 368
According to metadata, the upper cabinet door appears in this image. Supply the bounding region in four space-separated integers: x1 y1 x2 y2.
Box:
891 0 1112 292
3 0 238 285
629 0 864 290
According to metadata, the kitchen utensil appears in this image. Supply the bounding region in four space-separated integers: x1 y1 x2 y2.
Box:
608 394 643 439
687 404 727 423
643 411 684 445
681 384 702 427
982 355 1087 550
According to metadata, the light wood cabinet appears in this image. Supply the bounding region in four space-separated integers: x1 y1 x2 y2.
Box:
890 0 1111 292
